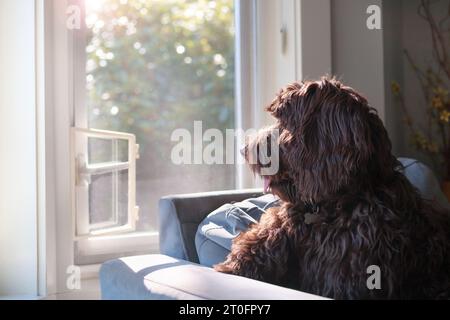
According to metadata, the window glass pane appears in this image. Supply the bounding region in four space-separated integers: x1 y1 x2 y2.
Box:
88 137 128 164
85 0 236 232
89 170 129 231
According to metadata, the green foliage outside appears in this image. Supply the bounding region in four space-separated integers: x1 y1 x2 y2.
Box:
86 0 235 179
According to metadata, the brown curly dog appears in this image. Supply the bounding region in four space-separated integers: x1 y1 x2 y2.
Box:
215 77 450 299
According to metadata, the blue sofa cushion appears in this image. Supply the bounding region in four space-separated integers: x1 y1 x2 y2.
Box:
99 254 326 300
195 194 279 267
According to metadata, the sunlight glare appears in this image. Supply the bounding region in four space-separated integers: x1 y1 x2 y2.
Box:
86 0 107 13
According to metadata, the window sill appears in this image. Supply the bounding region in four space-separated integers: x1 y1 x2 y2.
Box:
75 231 159 266
42 279 101 300
76 231 158 256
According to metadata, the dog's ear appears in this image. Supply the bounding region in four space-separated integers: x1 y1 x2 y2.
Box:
266 82 305 122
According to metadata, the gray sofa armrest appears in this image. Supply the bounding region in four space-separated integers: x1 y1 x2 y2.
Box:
100 254 326 300
158 189 263 263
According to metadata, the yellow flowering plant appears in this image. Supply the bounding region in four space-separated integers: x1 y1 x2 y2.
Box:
392 0 450 181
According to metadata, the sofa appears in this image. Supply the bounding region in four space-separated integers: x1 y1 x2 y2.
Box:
99 158 449 300
100 189 325 299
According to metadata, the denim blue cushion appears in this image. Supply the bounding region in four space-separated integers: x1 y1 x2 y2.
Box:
195 194 279 267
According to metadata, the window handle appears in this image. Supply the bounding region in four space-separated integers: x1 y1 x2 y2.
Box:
135 144 140 160
75 153 130 187
280 25 287 54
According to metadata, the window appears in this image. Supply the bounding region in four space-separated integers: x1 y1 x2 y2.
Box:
72 0 237 263
72 128 138 237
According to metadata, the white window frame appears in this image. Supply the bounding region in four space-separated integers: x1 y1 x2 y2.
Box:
72 127 140 238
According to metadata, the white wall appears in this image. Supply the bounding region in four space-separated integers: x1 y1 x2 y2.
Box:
0 0 38 297
298 0 332 79
331 0 386 122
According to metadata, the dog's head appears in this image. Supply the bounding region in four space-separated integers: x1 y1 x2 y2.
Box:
244 77 399 203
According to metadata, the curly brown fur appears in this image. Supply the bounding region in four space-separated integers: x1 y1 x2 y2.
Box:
215 77 450 299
